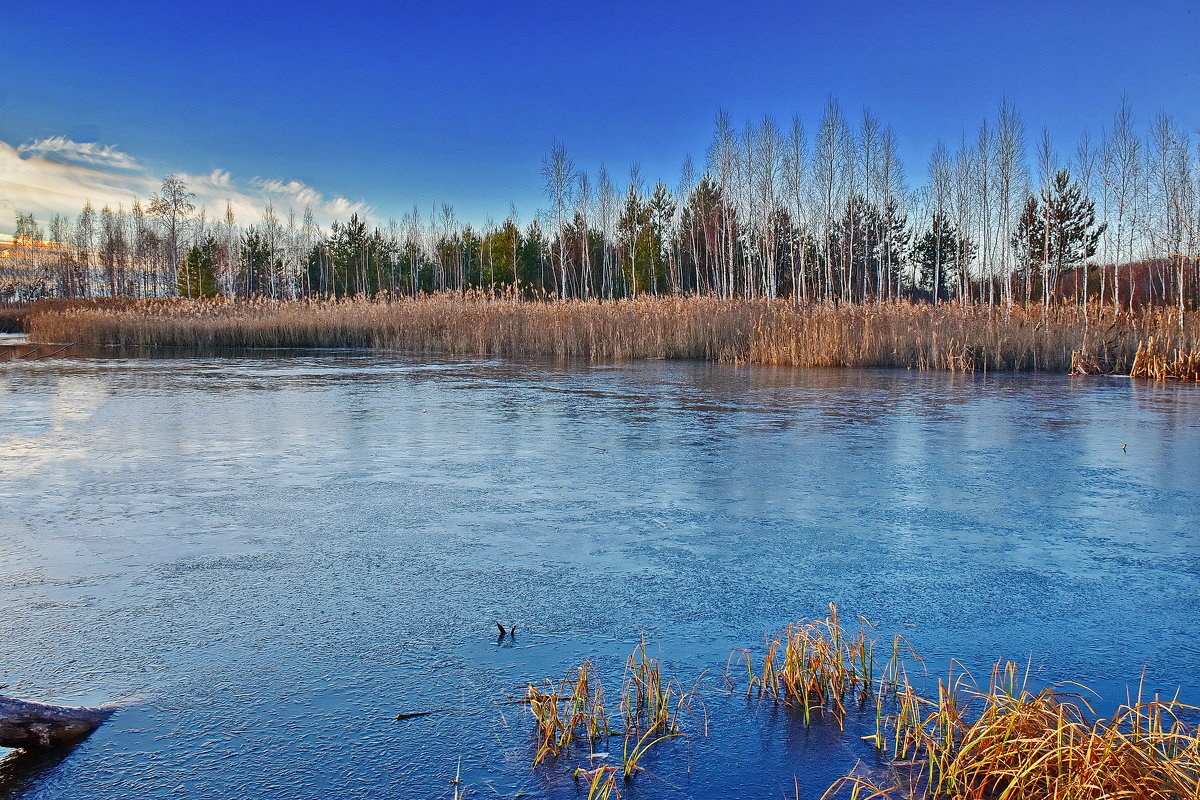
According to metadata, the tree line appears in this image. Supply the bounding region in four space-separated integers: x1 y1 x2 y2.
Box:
3 96 1197 312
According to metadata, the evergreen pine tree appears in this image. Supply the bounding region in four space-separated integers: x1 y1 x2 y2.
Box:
914 212 973 302
1012 169 1106 302
178 239 218 298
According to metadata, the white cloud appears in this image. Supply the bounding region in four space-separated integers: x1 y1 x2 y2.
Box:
249 177 371 220
16 136 141 172
252 177 322 208
202 169 234 189
327 196 370 216
0 140 158 225
0 137 373 235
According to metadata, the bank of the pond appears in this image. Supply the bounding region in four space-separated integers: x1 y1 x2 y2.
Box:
21 295 1200 380
0 303 31 333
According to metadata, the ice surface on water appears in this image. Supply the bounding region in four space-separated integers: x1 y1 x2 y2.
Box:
0 354 1198 799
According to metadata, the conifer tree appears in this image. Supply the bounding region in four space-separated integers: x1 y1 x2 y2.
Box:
178 239 218 298
914 212 972 302
1012 168 1105 303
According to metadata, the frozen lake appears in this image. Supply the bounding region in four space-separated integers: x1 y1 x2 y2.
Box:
1 353 1198 799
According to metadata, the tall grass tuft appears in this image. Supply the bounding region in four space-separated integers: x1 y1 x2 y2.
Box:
24 295 1200 381
522 638 703 779
839 661 1200 800
736 608 1200 799
1130 334 1200 381
731 603 881 726
523 659 609 767
575 764 621 799
620 635 704 736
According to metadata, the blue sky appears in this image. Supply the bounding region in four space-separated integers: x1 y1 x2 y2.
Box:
1 0 1197 232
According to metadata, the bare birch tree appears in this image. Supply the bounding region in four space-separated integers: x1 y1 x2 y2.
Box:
147 175 195 295
541 140 576 299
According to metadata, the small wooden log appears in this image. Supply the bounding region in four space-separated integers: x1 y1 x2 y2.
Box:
0 696 114 749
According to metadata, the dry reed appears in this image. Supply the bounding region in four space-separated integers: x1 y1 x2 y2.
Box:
23 294 1200 381
733 607 1200 799
520 609 1200 798
523 659 609 767
730 603 881 726
1130 335 1200 381
621 635 704 737
575 764 621 799
522 639 703 779
828 661 1200 800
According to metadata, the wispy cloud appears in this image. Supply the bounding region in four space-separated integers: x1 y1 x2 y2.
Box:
0 136 372 234
246 177 370 220
16 136 142 172
251 177 322 208
0 139 158 225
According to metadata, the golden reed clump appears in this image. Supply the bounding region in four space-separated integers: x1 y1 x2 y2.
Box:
23 293 1200 381
823 662 1200 800
747 608 1200 800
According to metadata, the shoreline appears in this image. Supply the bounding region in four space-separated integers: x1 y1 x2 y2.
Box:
13 295 1200 381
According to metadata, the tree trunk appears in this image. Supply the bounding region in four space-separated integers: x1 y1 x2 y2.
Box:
0 696 114 749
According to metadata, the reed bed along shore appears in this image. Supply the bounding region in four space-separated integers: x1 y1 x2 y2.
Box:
21 294 1200 380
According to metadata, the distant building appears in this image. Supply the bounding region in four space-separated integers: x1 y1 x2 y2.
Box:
0 234 67 301
0 234 67 260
